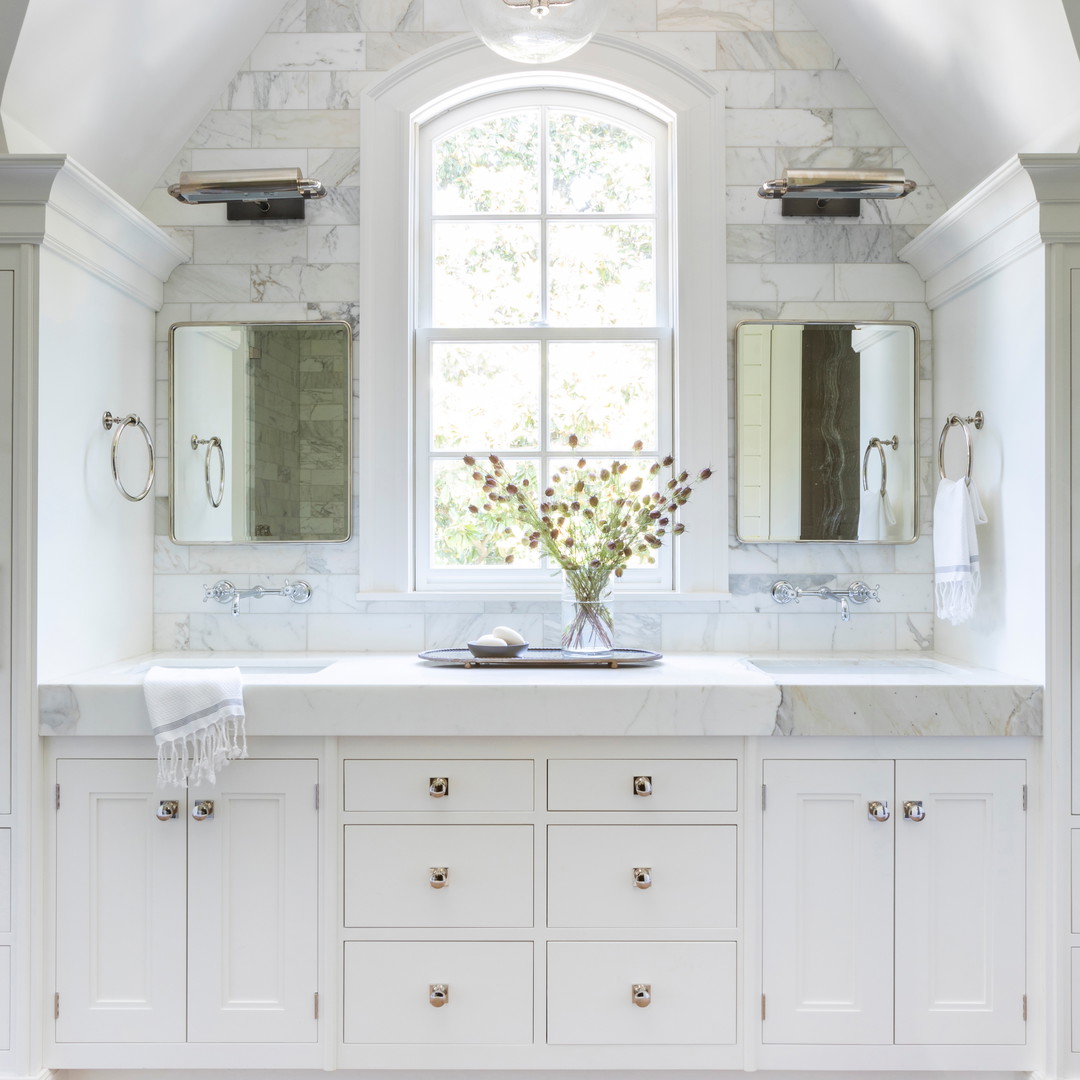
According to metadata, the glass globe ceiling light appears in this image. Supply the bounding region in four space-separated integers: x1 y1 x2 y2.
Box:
462 0 609 64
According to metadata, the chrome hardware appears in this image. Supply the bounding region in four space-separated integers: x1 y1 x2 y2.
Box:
862 435 898 496
903 800 926 822
429 983 449 1007
102 411 155 502
156 800 180 821
429 777 450 798
633 775 652 797
191 434 225 508
770 580 880 623
938 410 984 482
191 799 214 821
203 578 313 617
868 800 890 822
429 866 450 889
758 168 916 202
632 983 652 1007
633 867 652 889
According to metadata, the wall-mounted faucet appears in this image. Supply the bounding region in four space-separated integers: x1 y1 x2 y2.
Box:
203 578 313 617
770 580 880 623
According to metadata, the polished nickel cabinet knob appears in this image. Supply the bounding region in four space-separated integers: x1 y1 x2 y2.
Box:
429 983 449 1007
156 800 180 821
904 800 926 821
632 983 652 1007
633 775 653 797
429 777 450 798
867 800 890 822
429 866 450 889
191 799 215 821
632 867 652 889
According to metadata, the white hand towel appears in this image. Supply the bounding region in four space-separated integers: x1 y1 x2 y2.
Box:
143 666 247 788
933 477 988 625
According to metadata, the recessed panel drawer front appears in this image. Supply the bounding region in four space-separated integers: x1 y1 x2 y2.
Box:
344 759 534 812
343 941 533 1044
344 825 534 927
548 825 736 928
548 759 737 811
547 941 737 1045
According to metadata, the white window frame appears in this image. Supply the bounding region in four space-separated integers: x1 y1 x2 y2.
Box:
415 88 674 590
359 36 727 599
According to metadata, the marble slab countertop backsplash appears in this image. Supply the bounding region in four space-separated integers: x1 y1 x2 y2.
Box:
40 652 1042 740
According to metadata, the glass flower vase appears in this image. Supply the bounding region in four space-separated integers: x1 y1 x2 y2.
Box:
560 567 615 656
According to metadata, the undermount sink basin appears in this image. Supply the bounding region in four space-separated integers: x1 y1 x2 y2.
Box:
748 657 953 677
135 659 332 676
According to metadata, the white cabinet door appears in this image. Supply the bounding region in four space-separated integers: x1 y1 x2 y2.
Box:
186 759 319 1043
894 759 1026 1045
55 760 187 1043
762 759 895 1045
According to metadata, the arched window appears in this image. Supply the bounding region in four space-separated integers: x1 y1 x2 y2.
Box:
359 40 725 596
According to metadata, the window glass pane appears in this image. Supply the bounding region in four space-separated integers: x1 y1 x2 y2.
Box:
548 341 657 450
433 110 541 215
433 458 540 568
547 110 654 214
547 221 655 327
433 221 541 327
431 341 540 450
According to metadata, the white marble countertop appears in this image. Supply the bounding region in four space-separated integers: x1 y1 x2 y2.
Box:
38 651 1043 739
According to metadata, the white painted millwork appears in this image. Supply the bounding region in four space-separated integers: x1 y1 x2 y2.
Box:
762 757 1026 1048
547 825 737 928
547 758 738 811
547 941 737 1045
342 941 533 1044
344 758 534 812
344 825 534 928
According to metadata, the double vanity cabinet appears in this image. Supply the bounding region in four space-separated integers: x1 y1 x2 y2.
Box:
38 654 1043 1074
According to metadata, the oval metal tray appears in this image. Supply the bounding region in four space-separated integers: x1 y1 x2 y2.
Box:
417 647 662 668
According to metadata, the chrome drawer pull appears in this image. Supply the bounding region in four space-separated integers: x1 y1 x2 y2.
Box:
633 775 653 797
191 799 214 821
632 866 652 889
904 800 926 822
156 800 179 821
868 800 890 822
632 983 651 1007
429 983 449 1007
429 777 450 798
429 866 450 889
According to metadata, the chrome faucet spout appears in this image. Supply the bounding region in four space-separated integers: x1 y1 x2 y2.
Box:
771 580 877 623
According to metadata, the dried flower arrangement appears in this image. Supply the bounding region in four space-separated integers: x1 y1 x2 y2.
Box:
463 437 711 651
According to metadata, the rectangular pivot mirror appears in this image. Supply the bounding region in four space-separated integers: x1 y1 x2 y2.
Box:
170 322 352 543
736 320 918 544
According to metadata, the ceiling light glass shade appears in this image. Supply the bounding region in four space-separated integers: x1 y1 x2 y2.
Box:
461 0 609 64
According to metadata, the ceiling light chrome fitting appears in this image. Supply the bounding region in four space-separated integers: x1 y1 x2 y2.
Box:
167 168 327 221
462 0 608 63
757 168 917 218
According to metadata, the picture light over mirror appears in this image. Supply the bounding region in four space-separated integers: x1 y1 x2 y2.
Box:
757 168 917 218
167 168 327 221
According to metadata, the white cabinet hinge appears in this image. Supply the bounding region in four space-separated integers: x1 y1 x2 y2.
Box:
762 784 766 811
761 993 766 1020
1022 784 1028 811
55 783 60 810
1023 993 1028 1021
54 992 59 1019
314 991 319 1020
315 784 320 811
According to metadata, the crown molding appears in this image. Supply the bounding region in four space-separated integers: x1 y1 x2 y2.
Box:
900 153 1080 308
0 154 187 307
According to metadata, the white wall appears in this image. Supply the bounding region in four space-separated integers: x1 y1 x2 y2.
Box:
36 247 156 679
931 247 1046 679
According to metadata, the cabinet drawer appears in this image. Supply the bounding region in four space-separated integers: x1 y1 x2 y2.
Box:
548 825 736 928
344 759 533 812
548 759 737 811
344 825 534 927
343 941 533 1044
547 941 736 1045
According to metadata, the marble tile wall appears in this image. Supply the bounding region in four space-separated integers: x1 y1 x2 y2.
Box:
144 0 943 654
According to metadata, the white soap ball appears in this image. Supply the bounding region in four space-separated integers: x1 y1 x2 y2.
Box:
491 625 526 645
474 633 508 646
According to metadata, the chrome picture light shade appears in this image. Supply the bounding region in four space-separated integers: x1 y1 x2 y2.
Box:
757 168 917 218
167 168 327 220
461 0 609 63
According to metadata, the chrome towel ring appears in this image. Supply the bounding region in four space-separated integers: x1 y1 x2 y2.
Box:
102 410 155 502
862 435 898 496
191 434 225 508
938 411 984 482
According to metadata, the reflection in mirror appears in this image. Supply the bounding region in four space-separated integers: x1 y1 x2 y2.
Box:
170 322 352 543
736 321 918 544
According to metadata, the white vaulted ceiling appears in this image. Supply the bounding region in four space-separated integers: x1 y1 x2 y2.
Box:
1 0 1080 208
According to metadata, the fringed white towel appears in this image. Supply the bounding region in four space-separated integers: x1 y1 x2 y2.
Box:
143 666 247 788
933 477 988 625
